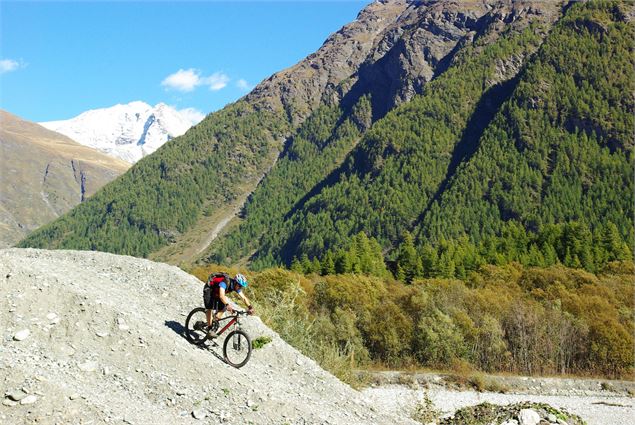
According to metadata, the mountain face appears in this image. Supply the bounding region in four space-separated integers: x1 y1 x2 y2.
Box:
0 111 130 247
20 1 634 275
40 102 200 163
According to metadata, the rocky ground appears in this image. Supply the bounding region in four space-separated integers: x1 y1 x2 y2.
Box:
362 384 634 425
0 248 417 425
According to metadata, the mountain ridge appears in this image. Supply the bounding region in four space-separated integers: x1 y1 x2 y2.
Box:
40 101 201 163
0 110 129 248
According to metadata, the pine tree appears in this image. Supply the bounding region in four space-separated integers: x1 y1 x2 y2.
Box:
290 256 303 274
396 231 419 283
311 257 322 274
300 254 312 274
321 251 336 275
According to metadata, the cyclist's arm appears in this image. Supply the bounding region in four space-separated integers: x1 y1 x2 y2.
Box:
218 287 232 306
237 291 252 309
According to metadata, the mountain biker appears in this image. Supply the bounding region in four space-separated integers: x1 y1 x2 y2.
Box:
202 272 254 337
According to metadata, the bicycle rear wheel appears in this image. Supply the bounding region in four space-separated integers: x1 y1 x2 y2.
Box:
185 307 209 345
223 330 252 368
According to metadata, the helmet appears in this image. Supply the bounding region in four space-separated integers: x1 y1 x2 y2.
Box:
235 273 248 288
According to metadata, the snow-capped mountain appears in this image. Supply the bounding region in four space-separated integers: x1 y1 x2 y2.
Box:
40 102 204 163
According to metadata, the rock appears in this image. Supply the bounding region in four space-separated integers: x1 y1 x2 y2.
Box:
20 395 37 405
192 409 207 420
60 345 75 356
502 420 519 425
547 413 558 422
220 410 231 422
78 360 98 372
46 312 58 321
295 358 304 366
69 393 80 400
96 331 109 337
5 390 26 401
518 409 541 425
2 399 18 407
13 329 30 341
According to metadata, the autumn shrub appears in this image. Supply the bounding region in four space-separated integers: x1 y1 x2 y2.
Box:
188 262 634 379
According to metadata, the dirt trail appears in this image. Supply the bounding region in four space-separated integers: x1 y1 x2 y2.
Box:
194 200 244 257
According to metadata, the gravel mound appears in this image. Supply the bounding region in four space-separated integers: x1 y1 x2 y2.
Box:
0 248 417 425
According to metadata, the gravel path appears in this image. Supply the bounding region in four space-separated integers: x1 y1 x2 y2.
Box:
362 384 635 425
0 248 416 425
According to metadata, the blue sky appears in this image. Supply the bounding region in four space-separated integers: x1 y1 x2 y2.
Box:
1 1 366 122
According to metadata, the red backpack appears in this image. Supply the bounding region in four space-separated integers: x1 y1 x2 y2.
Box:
206 272 232 295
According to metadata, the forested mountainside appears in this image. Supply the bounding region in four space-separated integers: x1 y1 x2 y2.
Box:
17 0 410 255
21 1 633 280
209 0 634 275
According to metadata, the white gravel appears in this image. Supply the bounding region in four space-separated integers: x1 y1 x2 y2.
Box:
362 384 635 425
0 248 416 425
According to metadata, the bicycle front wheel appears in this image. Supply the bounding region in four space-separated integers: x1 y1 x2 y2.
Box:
185 307 209 345
223 330 252 368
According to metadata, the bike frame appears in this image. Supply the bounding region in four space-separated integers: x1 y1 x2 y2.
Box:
215 312 244 336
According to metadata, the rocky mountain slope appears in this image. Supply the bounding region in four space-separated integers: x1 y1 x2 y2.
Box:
0 111 130 248
0 248 418 425
40 102 199 163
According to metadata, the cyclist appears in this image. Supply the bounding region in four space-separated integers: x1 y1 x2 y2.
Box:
201 272 254 337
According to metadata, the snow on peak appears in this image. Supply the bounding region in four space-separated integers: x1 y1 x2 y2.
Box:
40 102 203 163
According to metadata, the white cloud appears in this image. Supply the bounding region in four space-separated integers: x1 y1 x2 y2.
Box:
161 69 230 92
178 107 206 125
236 79 253 92
203 72 230 91
161 68 201 92
0 59 23 74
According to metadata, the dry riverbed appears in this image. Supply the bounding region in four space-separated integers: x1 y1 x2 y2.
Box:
362 383 634 425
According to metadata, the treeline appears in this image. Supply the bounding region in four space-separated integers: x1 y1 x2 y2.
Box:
191 261 634 381
292 220 632 282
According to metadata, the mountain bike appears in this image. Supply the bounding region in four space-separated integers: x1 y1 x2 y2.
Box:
184 307 252 368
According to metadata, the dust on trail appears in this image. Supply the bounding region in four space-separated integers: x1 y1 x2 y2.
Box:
0 248 416 425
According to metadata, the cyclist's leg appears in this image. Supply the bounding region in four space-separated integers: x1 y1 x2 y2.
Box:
206 309 213 326
215 299 227 321
203 284 214 326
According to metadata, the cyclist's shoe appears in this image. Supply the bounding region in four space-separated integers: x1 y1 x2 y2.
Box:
193 321 206 331
206 328 218 339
